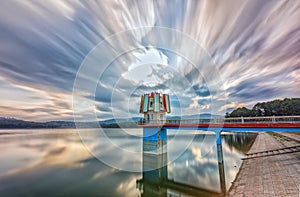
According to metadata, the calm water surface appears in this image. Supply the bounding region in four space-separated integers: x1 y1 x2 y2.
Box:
0 128 256 197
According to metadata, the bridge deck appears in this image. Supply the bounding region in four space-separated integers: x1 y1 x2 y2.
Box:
139 116 300 130
140 123 300 128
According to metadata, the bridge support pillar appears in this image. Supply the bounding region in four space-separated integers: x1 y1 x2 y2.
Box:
216 130 226 196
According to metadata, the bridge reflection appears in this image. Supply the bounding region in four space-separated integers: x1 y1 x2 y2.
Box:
136 128 224 197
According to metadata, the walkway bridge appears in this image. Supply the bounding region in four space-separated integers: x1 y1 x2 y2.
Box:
139 115 300 132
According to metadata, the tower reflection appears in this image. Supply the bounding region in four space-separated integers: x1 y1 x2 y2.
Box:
137 128 222 197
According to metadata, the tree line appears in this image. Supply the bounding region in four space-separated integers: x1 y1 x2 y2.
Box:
226 98 300 117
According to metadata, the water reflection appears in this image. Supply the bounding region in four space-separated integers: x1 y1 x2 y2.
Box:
0 129 141 197
0 129 256 197
137 130 257 197
223 132 257 154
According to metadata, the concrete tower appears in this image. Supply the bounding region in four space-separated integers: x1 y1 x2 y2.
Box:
139 92 171 124
139 92 171 193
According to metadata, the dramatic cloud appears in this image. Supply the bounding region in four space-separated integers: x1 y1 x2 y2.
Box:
0 1 299 121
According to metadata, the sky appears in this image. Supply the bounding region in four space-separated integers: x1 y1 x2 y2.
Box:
0 0 299 121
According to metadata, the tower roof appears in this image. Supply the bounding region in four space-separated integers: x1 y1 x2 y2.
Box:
139 92 171 114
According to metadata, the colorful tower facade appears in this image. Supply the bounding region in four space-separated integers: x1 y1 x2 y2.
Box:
139 92 171 123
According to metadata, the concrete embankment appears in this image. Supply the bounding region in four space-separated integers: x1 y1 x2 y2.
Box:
228 132 300 197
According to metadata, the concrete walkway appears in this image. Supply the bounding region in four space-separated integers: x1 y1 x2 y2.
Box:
228 132 300 197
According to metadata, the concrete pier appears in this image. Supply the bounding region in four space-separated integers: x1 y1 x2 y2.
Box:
228 132 300 197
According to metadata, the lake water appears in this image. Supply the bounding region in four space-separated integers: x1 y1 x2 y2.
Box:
0 128 256 197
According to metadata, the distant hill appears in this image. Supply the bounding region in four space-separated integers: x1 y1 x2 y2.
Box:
0 117 139 129
0 119 76 129
167 113 223 120
99 117 142 124
0 117 17 121
226 98 300 117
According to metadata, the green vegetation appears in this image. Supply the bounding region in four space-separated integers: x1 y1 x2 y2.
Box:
226 98 300 117
268 132 290 142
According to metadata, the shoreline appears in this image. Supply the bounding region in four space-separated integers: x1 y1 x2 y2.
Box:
227 132 300 196
227 133 258 195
